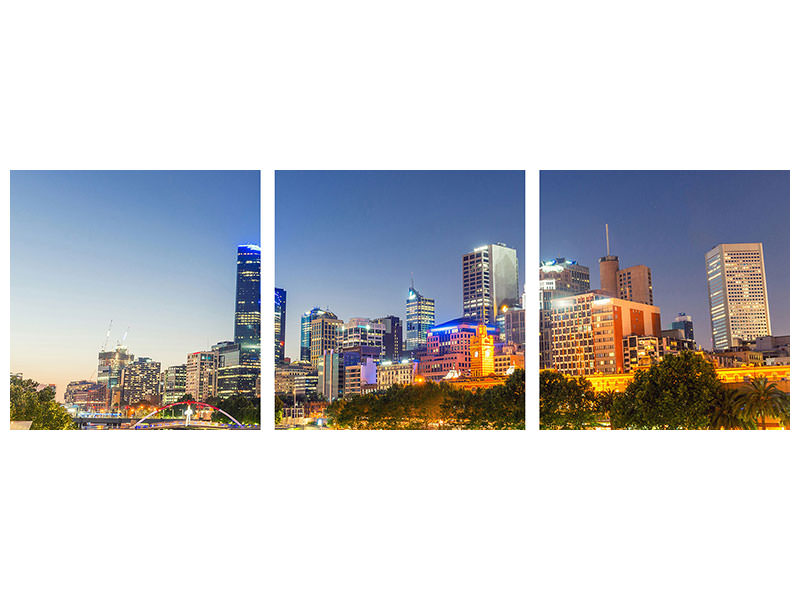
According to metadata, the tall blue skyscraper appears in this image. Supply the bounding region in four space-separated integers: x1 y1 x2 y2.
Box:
235 244 261 395
405 286 435 351
275 288 287 364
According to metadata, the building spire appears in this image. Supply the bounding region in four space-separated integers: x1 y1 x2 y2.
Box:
605 223 610 256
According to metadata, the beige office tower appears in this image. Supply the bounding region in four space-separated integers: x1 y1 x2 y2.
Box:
705 243 771 350
186 351 215 401
310 314 343 364
617 265 653 305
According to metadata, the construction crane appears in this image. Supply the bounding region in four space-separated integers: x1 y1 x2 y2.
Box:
101 320 113 352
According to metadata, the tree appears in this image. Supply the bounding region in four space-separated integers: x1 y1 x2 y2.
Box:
709 388 754 430
10 378 77 430
539 370 600 430
613 352 722 430
734 378 789 430
275 395 284 425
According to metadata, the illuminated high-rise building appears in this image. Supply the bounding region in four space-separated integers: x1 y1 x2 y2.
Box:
234 244 260 396
375 315 402 361
705 243 771 350
310 313 342 364
186 351 215 401
300 307 335 362
539 258 590 369
275 288 286 364
162 365 187 405
462 243 519 324
549 293 661 376
405 286 435 351
341 318 385 351
120 357 161 406
212 340 258 399
235 244 261 356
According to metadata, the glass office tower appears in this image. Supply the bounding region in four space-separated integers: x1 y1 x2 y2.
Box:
275 288 286 364
235 244 261 395
406 286 435 351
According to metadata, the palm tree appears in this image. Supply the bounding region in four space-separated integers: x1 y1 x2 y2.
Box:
735 378 788 430
709 388 753 430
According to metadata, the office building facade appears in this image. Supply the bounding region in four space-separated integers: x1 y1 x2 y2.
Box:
705 243 771 350
186 351 215 401
300 308 335 362
235 244 261 355
275 287 286 364
162 364 187 405
120 357 161 406
310 314 343 364
462 243 519 324
405 286 435 351
539 258 591 369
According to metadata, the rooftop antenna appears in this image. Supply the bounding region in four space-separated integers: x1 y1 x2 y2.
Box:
411 272 414 290
605 224 610 256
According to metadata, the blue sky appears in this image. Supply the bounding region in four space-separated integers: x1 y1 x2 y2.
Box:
11 170 260 400
540 170 790 349
276 170 526 361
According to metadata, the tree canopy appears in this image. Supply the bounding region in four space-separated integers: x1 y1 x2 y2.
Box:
10 378 77 430
327 369 525 430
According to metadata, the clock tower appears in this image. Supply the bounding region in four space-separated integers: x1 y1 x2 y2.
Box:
469 322 495 377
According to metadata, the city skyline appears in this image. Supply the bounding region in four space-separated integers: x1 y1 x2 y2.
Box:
10 170 260 401
540 170 789 350
276 170 526 361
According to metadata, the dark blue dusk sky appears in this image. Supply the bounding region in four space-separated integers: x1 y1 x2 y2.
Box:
540 171 790 350
11 171 260 400
276 171 526 361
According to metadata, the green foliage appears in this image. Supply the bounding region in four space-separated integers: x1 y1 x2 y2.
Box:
708 388 754 430
210 394 260 426
612 352 721 429
734 378 789 430
327 369 525 430
539 370 601 430
10 378 77 430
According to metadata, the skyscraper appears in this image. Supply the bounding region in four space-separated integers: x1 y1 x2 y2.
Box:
186 351 215 401
405 286 435 351
462 243 519 324
670 313 695 342
120 357 161 406
539 258 590 369
275 287 286 364
235 244 260 397
162 364 187 405
617 265 653 305
375 315 402 361
235 244 261 355
310 313 343 364
300 307 335 362
705 243 771 350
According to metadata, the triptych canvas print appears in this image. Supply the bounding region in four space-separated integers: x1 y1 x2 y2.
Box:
9 170 789 431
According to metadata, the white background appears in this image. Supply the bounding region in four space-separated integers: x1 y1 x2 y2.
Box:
1 1 797 599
